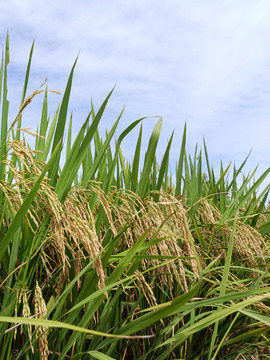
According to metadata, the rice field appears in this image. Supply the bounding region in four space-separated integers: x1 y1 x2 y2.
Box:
0 34 270 360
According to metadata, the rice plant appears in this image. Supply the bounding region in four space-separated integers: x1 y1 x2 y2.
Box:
0 33 270 360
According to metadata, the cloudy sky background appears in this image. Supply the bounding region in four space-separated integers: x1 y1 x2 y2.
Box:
1 0 270 184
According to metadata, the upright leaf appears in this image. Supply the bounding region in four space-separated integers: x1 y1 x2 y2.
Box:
139 117 162 197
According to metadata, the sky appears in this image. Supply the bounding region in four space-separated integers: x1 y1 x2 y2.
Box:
1 0 270 185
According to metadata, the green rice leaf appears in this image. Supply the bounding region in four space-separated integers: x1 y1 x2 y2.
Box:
43 103 60 160
49 57 78 185
131 123 143 191
0 316 153 339
156 131 174 193
175 123 186 196
0 33 10 187
139 117 162 197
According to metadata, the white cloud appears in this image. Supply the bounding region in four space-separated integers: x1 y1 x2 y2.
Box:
0 0 270 183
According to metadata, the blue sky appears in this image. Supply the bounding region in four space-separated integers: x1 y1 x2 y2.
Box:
1 1 270 182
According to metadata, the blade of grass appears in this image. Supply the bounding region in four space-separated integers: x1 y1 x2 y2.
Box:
66 112 73 160
0 33 10 188
103 117 145 193
175 123 186 196
71 351 116 360
139 118 162 197
155 131 174 193
131 123 143 191
43 103 60 160
49 57 78 186
36 86 48 160
0 316 153 340
15 40 35 141
0 48 3 108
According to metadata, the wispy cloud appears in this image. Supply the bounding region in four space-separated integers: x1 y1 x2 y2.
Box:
1 0 270 178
